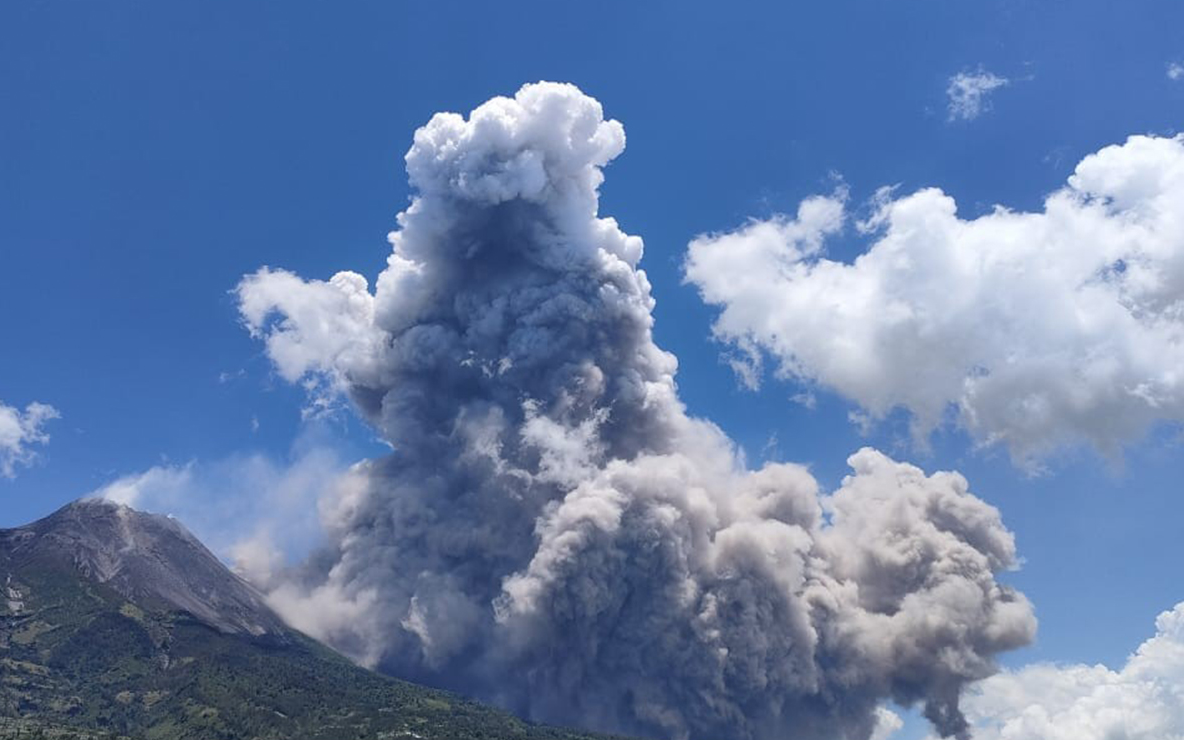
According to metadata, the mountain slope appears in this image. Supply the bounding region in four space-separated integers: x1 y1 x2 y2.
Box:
0 500 624 740
3 499 285 637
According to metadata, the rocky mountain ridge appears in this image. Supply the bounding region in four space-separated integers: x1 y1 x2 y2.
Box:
0 498 625 740
1 498 285 637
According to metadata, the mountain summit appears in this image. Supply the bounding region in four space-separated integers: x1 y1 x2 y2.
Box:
0 499 620 740
2 498 285 637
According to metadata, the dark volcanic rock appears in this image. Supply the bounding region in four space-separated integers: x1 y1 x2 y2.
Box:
0 498 286 636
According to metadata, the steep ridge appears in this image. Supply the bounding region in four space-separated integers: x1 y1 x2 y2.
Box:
0 500 627 740
2 499 285 637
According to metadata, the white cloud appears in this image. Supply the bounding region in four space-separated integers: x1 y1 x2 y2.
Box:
237 268 382 417
686 133 1184 468
928 601 1184 740
871 707 905 740
94 463 195 507
88 441 349 588
0 400 59 478
1169 62 1184 81
238 269 379 386
946 69 1009 121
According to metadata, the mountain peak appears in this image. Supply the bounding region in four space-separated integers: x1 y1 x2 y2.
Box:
2 500 622 740
1 498 286 637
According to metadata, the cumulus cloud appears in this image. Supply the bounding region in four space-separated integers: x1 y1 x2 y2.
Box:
946 69 1009 121
686 133 1184 468
1169 62 1184 81
0 399 59 478
89 441 346 588
237 82 1033 740
927 601 1184 740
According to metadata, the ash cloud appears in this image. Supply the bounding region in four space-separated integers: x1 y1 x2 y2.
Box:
238 82 1034 740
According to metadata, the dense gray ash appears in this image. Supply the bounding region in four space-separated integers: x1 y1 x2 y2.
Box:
237 82 1035 740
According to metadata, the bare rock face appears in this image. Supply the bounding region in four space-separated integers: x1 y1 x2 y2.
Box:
0 498 286 637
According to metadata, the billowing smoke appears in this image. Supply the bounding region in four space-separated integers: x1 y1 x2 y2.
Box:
237 82 1034 740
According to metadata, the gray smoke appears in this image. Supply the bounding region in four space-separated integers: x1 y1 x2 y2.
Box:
237 82 1035 740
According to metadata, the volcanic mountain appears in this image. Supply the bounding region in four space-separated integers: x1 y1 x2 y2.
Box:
0 498 623 740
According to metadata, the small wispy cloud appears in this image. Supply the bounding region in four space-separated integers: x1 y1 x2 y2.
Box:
218 369 246 384
947 68 1010 121
88 438 349 589
1169 61 1184 81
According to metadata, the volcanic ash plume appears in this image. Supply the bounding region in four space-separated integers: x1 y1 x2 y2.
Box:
237 82 1035 740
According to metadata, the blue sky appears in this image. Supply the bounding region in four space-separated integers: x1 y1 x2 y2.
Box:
3 2 1184 737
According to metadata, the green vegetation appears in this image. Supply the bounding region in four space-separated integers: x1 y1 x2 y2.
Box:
0 555 625 740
